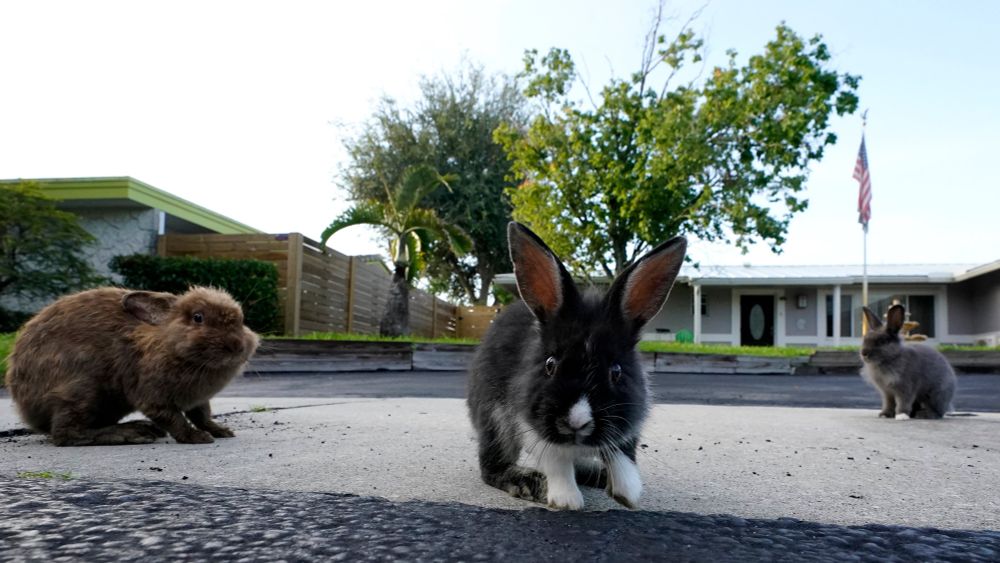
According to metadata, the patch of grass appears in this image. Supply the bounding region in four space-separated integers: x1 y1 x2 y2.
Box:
249 405 268 413
0 332 15 387
17 470 73 480
275 332 479 346
639 341 816 358
940 344 1000 352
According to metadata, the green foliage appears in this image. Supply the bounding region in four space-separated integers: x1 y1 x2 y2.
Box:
340 63 529 304
323 164 473 287
0 181 104 301
0 308 31 333
496 17 860 276
0 332 14 386
109 254 281 334
286 332 479 346
639 341 815 357
938 345 1000 352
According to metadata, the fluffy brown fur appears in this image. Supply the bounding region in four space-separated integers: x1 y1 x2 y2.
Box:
5 286 259 446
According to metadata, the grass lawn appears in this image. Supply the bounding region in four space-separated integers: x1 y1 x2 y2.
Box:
285 331 480 346
0 333 14 386
638 341 816 357
288 332 816 358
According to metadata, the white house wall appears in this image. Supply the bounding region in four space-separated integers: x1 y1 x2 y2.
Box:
74 208 160 279
643 282 971 348
947 269 1000 345
647 284 694 337
784 287 818 338
0 207 160 313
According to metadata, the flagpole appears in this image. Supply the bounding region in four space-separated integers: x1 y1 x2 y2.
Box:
861 110 869 336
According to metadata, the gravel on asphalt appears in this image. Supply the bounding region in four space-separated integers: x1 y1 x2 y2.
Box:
2 475 999 562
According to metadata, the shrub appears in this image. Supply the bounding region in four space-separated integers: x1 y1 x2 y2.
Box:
0 332 15 386
0 308 32 333
110 254 281 334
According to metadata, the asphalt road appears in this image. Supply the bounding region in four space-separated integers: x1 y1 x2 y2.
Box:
224 371 1000 412
4 476 998 562
4 371 999 561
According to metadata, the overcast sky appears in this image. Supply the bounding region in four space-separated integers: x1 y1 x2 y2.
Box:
1 0 997 269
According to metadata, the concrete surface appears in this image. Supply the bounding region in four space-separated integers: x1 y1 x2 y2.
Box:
2 396 997 531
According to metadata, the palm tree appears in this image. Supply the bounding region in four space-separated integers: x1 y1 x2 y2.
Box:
321 165 473 337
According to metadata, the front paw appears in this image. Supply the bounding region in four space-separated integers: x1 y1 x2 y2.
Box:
547 484 585 510
607 460 642 509
894 413 910 420
173 429 214 444
205 423 235 438
878 410 894 418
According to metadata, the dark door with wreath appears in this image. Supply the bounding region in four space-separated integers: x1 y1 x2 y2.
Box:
740 295 774 346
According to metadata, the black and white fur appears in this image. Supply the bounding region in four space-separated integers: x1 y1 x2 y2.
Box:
467 222 686 510
860 304 956 420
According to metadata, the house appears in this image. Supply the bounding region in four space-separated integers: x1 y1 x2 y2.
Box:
496 261 1000 347
0 176 259 312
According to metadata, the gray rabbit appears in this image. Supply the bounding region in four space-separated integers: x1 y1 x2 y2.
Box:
860 304 956 419
467 222 686 510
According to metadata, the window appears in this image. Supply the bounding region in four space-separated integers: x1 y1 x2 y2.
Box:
869 294 936 338
825 295 854 337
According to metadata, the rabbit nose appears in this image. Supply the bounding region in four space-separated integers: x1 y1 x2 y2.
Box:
225 336 244 354
558 397 595 437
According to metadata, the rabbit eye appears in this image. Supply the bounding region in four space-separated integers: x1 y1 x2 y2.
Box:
544 356 557 377
609 363 623 383
193 312 204 324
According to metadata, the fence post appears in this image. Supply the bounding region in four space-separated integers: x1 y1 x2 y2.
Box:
431 298 438 338
284 233 304 337
345 256 356 334
156 234 168 257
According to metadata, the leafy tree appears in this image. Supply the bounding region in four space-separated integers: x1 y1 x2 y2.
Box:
0 181 102 312
321 165 472 337
495 10 860 277
340 63 529 304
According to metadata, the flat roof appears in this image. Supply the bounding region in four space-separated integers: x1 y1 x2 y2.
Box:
0 176 260 235
495 261 999 289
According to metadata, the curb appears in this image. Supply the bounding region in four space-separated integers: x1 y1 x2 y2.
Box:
248 340 1000 376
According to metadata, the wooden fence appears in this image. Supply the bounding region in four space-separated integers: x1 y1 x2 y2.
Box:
455 305 502 340
157 233 459 337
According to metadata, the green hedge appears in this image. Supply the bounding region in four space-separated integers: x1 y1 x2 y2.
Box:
0 308 32 333
110 254 281 334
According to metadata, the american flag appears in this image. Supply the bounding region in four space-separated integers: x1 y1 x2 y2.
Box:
853 135 872 230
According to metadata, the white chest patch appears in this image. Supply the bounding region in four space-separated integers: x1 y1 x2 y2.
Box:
567 396 593 431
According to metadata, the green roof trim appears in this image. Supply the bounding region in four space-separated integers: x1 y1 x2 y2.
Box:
0 176 260 235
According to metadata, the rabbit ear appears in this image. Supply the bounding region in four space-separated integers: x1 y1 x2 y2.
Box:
507 222 578 322
607 236 687 333
885 304 905 335
862 307 883 331
123 291 177 325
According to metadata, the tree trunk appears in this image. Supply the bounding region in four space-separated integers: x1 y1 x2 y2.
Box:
473 269 495 306
379 262 410 337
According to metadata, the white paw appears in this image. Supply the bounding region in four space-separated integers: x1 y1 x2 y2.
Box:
894 413 910 420
606 450 642 508
547 483 585 510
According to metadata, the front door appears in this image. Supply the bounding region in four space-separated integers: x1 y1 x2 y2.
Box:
740 295 774 346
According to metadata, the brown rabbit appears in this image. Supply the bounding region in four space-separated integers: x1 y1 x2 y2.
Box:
5 286 259 446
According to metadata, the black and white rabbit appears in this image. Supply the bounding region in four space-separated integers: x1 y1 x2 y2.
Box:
468 222 686 510
860 304 956 419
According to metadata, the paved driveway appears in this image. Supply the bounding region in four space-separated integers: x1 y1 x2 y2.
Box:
2 373 999 560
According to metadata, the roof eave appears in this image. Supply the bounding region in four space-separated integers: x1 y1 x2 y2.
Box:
2 176 260 235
